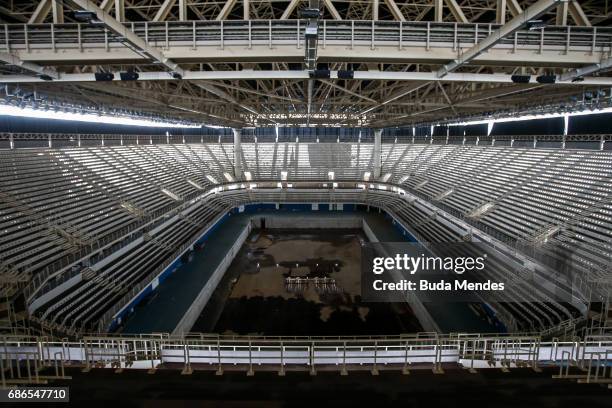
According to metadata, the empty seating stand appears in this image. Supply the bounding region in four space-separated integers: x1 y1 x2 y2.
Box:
0 140 609 334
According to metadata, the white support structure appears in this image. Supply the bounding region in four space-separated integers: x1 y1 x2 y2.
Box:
280 0 301 19
0 52 58 79
4 69 612 85
556 0 568 25
178 0 187 21
51 0 64 23
114 0 125 22
66 0 185 76
568 0 591 26
507 0 523 16
216 0 237 20
384 0 405 21
243 0 250 20
496 0 507 24
444 0 468 23
373 128 382 179
436 0 564 77
153 0 176 22
322 0 342 20
233 128 243 179
193 81 260 117
99 0 114 12
435 0 443 22
28 0 52 23
560 55 612 81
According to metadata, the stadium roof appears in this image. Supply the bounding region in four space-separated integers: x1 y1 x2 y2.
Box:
1 0 611 127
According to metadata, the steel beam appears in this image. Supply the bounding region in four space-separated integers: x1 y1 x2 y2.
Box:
280 0 301 19
444 0 468 23
2 70 612 85
66 0 184 76
216 0 237 20
318 80 378 103
507 0 523 16
323 0 341 20
99 0 114 13
153 0 176 21
435 0 443 22
560 56 612 81
77 82 241 124
114 0 125 22
384 0 405 21
28 0 52 24
233 128 243 178
6 45 604 67
555 1 568 25
496 0 507 24
191 81 261 117
0 52 58 79
0 5 28 22
360 82 432 115
178 0 187 20
568 0 591 26
436 0 564 78
51 0 64 23
373 128 382 178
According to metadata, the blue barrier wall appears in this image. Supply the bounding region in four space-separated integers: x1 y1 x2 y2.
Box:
109 212 232 331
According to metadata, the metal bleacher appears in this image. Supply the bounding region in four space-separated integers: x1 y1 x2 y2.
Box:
0 139 610 335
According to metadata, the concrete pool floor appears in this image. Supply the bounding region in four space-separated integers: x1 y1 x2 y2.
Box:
120 210 499 335
191 229 423 336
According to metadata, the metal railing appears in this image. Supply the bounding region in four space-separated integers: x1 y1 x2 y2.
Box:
0 331 611 384
1 133 611 149
2 21 611 54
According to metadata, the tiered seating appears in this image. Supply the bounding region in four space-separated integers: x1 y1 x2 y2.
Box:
379 145 611 275
0 149 142 281
36 194 230 332
383 196 578 331
241 143 374 180
0 140 609 333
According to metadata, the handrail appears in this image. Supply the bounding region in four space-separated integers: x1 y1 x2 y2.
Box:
1 20 610 52
1 132 611 148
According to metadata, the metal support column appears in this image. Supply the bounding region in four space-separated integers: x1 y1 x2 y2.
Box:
373 128 382 179
233 128 243 179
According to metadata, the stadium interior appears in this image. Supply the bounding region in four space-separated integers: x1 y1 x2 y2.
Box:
0 0 611 404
